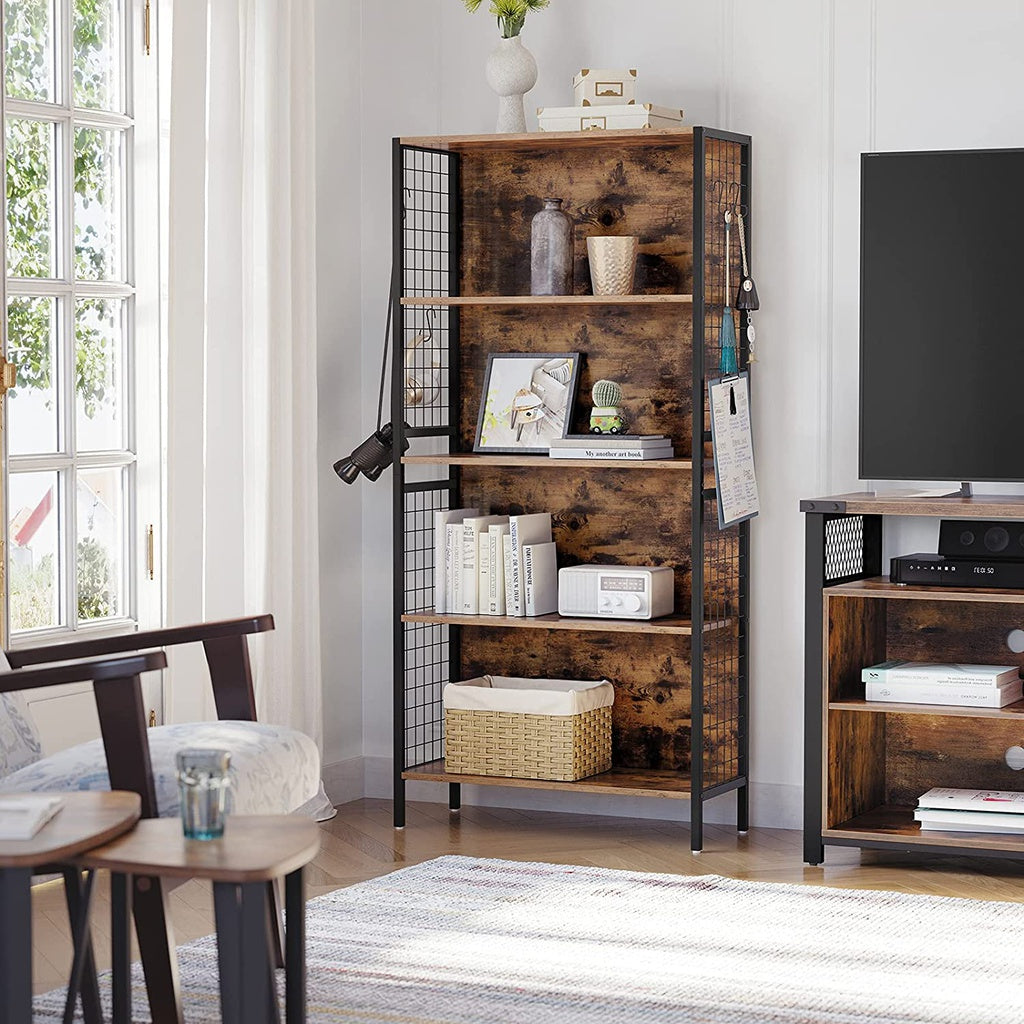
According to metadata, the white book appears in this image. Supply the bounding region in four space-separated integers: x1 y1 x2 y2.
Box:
549 446 674 461
0 795 63 840
861 661 1020 688
550 435 668 449
917 787 1024 813
502 533 515 616
488 523 510 614
445 523 463 613
508 513 552 616
914 807 1024 832
434 508 479 613
461 515 507 615
865 678 1022 707
523 541 559 616
478 528 491 615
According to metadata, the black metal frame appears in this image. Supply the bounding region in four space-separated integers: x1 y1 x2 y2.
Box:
392 130 752 852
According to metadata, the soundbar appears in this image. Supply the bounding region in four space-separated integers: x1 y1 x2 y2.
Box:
891 553 1024 589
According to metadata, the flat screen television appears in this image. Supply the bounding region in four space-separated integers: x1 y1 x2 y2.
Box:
859 148 1024 483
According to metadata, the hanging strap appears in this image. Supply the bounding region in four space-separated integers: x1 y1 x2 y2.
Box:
737 212 750 279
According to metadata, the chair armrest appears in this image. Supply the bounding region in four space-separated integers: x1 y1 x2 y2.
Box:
0 651 167 693
7 614 275 667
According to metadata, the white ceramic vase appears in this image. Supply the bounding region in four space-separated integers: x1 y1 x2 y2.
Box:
485 35 538 134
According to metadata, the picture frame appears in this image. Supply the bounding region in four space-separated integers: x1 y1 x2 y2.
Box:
474 352 582 454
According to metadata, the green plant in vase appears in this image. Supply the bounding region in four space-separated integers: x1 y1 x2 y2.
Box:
461 0 550 133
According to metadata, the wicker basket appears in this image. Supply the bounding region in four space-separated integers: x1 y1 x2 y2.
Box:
443 676 613 782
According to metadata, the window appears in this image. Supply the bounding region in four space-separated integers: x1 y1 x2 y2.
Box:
3 0 160 641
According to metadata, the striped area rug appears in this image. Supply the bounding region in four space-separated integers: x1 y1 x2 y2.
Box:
35 854 1024 1023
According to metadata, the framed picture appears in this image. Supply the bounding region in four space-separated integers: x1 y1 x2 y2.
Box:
474 352 582 454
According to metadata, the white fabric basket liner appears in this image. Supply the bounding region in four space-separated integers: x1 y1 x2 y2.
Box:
444 676 614 716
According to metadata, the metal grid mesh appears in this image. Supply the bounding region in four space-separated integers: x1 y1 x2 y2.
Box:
403 486 451 768
401 147 454 431
824 515 865 582
699 135 748 788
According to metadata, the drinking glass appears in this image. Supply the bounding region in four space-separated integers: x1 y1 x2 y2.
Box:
175 748 231 839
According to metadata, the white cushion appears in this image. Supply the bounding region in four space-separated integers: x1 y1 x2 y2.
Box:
0 648 45 778
0 720 321 817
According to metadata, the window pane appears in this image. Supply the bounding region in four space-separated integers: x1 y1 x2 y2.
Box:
7 296 59 455
74 127 123 281
4 0 55 102
6 118 56 278
75 297 123 451
74 0 121 112
77 467 124 621
9 471 61 631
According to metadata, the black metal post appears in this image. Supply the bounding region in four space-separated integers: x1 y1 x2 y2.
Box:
803 511 827 865
213 881 279 1024
111 872 133 1024
0 867 32 1024
62 868 98 1024
285 868 306 1024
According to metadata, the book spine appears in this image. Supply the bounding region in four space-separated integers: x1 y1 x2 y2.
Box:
444 524 460 613
549 447 674 461
461 525 478 614
502 533 515 617
862 668 1017 687
865 681 1022 707
434 513 447 613
509 519 524 616
487 533 503 614
914 807 1024 827
478 529 491 615
523 544 535 614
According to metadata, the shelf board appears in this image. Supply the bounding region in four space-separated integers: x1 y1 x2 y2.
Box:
403 761 692 799
400 127 696 153
826 577 1024 604
400 294 693 307
824 805 1024 854
829 698 1024 720
401 611 728 636
803 492 1024 519
402 453 692 471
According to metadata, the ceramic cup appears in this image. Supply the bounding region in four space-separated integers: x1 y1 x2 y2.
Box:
587 236 639 295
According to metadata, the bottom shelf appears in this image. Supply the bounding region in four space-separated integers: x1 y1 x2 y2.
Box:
402 761 692 799
825 805 1024 855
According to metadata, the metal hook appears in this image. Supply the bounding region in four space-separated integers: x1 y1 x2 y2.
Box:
401 186 413 222
709 179 726 207
423 307 434 341
727 181 742 212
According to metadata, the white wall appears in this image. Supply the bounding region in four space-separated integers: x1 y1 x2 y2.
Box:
316 0 1024 825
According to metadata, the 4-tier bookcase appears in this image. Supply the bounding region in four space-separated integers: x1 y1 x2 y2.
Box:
391 127 752 851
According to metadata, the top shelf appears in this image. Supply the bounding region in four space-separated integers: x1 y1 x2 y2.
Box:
400 295 693 307
801 492 1024 519
399 127 696 153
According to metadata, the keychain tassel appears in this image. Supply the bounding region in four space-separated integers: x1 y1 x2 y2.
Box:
719 210 738 374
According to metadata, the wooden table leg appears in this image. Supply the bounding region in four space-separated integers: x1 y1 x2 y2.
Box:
0 867 32 1024
214 881 279 1024
285 868 305 1024
111 872 134 1024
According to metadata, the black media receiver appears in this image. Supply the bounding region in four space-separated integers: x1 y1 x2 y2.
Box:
891 553 1024 589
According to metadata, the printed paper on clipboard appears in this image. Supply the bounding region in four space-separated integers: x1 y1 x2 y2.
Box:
708 373 760 529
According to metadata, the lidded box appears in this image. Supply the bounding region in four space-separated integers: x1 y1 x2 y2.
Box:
573 68 638 106
537 103 684 133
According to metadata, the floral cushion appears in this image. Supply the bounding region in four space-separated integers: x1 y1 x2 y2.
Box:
0 720 321 818
0 648 44 778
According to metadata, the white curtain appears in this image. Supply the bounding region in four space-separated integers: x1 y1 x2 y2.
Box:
167 0 330 816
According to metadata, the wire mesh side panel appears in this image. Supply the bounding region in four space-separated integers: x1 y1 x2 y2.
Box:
402 486 451 769
401 146 456 433
824 515 866 582
699 134 749 789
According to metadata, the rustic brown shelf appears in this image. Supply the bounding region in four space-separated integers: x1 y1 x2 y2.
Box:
829 698 1024 720
403 761 693 799
402 453 692 471
400 294 694 307
401 611 727 636
400 127 695 152
824 805 1024 854
802 492 1024 519
827 576 1024 604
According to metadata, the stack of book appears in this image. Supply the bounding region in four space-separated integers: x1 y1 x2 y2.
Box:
549 435 675 461
861 660 1023 708
0 795 63 840
915 788 1024 833
433 510 558 617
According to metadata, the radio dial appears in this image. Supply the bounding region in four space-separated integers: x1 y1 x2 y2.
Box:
623 594 644 613
599 596 614 610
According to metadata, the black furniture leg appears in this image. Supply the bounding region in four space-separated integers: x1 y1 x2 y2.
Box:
268 878 286 968
111 872 133 1024
62 868 99 1024
448 783 461 812
737 783 749 834
214 881 279 1024
803 511 827 866
132 876 184 1024
285 868 305 1024
691 799 704 853
0 867 32 1024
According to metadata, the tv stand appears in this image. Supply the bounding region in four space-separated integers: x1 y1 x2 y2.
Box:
952 482 973 498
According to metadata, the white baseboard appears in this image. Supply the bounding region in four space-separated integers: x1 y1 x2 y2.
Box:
322 756 365 806
359 755 802 830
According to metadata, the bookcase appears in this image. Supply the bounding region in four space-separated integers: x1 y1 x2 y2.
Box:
803 493 1024 865
392 127 751 852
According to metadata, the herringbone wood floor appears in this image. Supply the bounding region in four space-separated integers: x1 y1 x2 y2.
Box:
30 798 1024 994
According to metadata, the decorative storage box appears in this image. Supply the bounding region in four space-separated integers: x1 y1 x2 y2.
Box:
573 68 638 106
537 103 685 133
443 676 613 781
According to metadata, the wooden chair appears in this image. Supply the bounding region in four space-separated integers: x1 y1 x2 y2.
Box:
0 615 324 1024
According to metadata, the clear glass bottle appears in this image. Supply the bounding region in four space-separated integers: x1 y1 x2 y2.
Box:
531 198 573 296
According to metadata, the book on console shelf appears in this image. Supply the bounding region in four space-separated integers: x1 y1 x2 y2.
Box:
549 446 675 461
915 788 1024 833
864 678 1022 707
550 435 670 449
913 808 1024 833
523 541 558 616
917 787 1024 812
861 661 1021 687
461 515 508 615
486 522 511 615
434 508 479 613
508 513 553 617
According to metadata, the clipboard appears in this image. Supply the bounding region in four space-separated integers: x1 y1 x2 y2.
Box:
708 373 760 529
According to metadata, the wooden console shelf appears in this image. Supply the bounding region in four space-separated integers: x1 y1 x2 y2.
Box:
402 454 693 471
401 294 693 307
804 496 1024 866
401 611 728 636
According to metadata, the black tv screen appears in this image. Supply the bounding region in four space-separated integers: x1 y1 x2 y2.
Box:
859 148 1024 482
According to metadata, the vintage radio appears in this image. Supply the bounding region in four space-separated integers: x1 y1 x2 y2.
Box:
557 565 674 620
